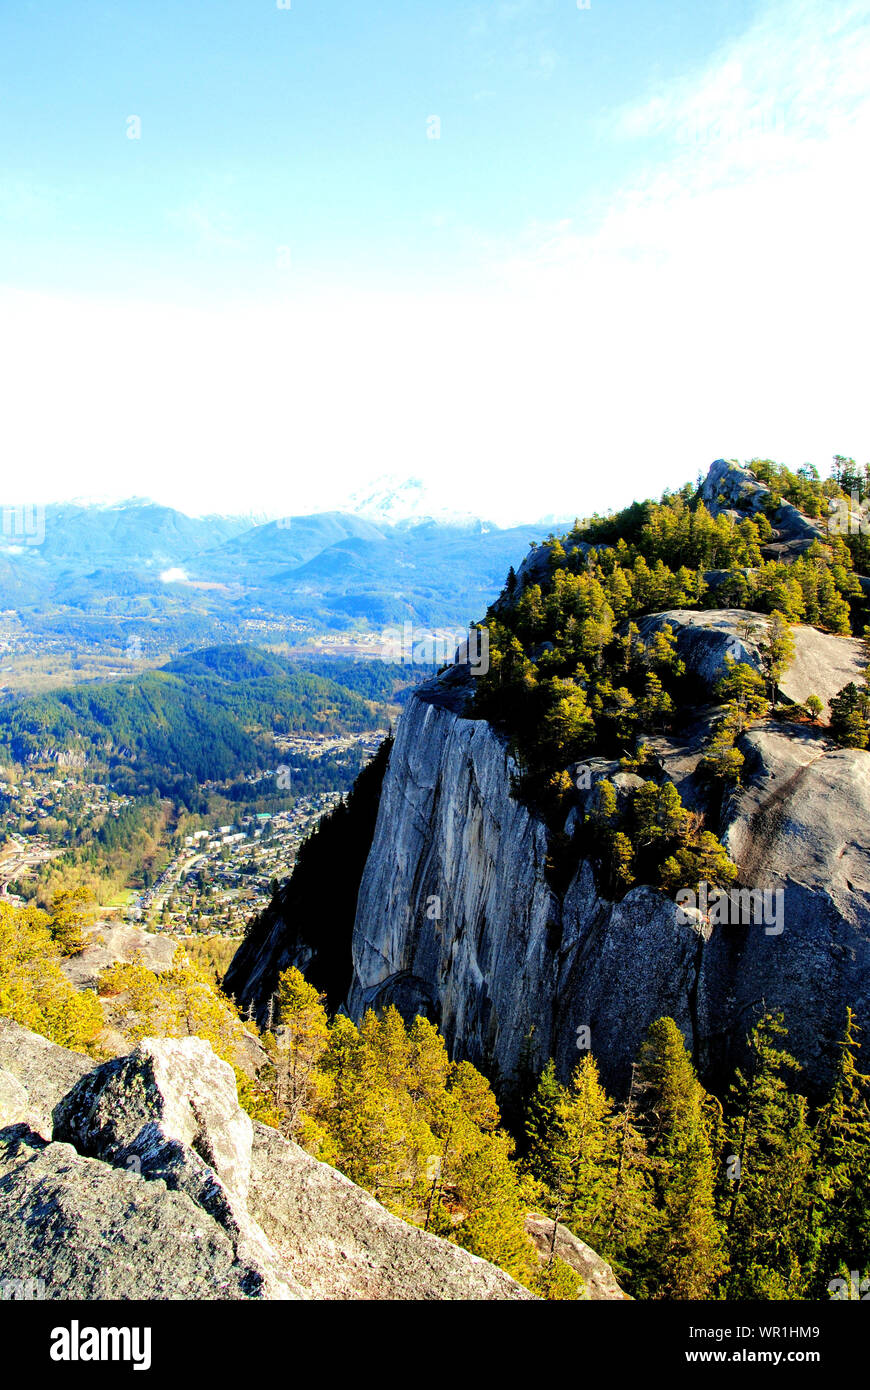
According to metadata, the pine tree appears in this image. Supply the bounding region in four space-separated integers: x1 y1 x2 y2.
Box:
524 1058 563 1188
636 1018 727 1299
829 682 870 749
271 966 330 1140
723 1011 815 1298
544 1054 617 1252
714 657 768 729
808 1009 870 1295
761 610 796 701
451 1126 539 1287
603 1063 655 1280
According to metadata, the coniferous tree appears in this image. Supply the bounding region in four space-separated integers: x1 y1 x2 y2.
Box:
603 1062 656 1282
808 1009 870 1295
528 1055 618 1259
723 1011 815 1298
524 1057 563 1188
270 966 330 1141
636 1017 727 1299
829 682 870 749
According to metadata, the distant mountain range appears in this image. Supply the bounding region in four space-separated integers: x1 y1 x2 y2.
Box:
0 494 556 641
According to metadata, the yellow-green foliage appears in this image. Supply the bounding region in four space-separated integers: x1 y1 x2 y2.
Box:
44 886 95 957
587 777 738 900
0 900 102 1051
177 935 240 987
97 951 276 1121
261 968 545 1291
533 1254 586 1300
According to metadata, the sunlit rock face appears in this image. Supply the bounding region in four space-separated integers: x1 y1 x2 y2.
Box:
348 632 870 1100
0 1024 531 1301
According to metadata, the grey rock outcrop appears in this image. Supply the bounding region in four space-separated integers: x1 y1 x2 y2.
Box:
0 1016 92 1140
59 920 176 992
0 1128 270 1300
54 1038 255 1209
52 1038 304 1299
346 621 870 1096
637 609 865 713
524 1213 627 1299
700 457 828 558
0 1023 531 1300
248 1120 531 1300
700 458 770 516
720 724 870 1080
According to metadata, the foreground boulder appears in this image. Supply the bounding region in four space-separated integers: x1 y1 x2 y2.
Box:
52 1037 297 1299
524 1213 628 1300
0 1017 92 1140
0 1023 531 1300
0 1129 272 1300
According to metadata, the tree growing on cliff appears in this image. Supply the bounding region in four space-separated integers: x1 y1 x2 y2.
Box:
829 681 870 749
713 657 768 731
523 1052 655 1289
524 1057 563 1186
604 1063 656 1274
268 966 330 1143
546 1054 617 1247
760 610 796 702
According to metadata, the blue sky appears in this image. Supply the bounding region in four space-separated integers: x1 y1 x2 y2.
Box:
1 0 869 521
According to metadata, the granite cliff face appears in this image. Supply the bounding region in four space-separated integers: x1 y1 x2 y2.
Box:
346 613 870 1100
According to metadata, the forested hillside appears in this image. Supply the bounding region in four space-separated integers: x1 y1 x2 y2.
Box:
0 645 402 800
473 458 869 895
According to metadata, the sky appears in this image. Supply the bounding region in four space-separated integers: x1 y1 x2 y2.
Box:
1 0 869 523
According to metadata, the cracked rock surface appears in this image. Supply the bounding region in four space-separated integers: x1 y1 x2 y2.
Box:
0 1022 531 1300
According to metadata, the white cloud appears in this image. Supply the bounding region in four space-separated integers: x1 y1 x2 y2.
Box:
0 0 868 526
